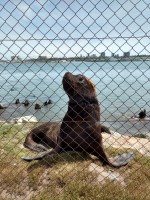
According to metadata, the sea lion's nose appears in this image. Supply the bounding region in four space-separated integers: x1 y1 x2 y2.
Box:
63 72 73 81
64 72 71 77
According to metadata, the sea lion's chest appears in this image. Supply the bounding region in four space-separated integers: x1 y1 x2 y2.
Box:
59 102 101 150
60 119 101 150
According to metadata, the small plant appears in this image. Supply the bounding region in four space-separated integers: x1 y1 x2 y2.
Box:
134 133 147 138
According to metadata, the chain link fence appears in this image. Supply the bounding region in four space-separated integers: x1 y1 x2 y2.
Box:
0 0 150 199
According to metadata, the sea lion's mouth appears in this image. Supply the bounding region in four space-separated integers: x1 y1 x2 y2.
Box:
63 72 75 88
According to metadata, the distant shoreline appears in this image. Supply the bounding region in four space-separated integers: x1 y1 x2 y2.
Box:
1 56 150 64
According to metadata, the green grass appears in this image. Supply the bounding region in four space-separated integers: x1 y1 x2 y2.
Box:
134 133 147 138
0 122 150 200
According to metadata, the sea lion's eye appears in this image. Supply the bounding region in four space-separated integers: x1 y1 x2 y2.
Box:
78 76 84 83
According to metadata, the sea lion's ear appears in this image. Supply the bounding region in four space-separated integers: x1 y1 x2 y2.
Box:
89 79 94 84
82 82 97 100
89 79 96 88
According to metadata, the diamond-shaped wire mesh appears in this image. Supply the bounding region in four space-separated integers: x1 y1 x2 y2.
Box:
0 0 150 200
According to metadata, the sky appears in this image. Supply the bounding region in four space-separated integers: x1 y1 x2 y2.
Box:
0 0 150 60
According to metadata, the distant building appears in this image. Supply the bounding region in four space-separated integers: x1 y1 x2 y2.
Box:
111 53 115 57
38 55 47 60
86 53 90 57
11 56 16 61
101 52 105 57
123 52 130 57
114 54 119 58
91 54 97 57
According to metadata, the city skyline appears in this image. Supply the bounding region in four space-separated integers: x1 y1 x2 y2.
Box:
0 0 150 60
6 50 150 63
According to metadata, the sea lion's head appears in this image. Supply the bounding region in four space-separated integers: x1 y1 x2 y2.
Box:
63 72 97 103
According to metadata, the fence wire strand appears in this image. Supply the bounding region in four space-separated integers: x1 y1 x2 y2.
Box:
0 0 150 200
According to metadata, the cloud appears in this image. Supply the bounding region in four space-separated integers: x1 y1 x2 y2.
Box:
0 0 150 59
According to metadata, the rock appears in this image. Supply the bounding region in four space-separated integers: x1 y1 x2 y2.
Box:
10 116 38 124
0 104 7 109
103 133 150 157
110 130 121 136
88 163 126 186
0 104 5 109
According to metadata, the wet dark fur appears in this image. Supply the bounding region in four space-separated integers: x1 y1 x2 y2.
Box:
22 72 134 167
24 122 60 152
24 122 111 152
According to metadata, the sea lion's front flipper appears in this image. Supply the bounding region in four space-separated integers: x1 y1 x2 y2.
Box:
22 149 52 162
22 149 58 162
22 155 42 162
22 147 60 162
109 152 134 167
24 143 49 152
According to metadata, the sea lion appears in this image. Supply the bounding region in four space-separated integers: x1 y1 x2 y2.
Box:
23 100 30 106
23 122 111 152
35 103 41 110
43 99 52 106
138 109 146 119
22 72 134 167
44 101 48 106
15 99 20 104
130 109 147 120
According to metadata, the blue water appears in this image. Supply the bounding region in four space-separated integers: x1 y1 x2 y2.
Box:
0 61 150 135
